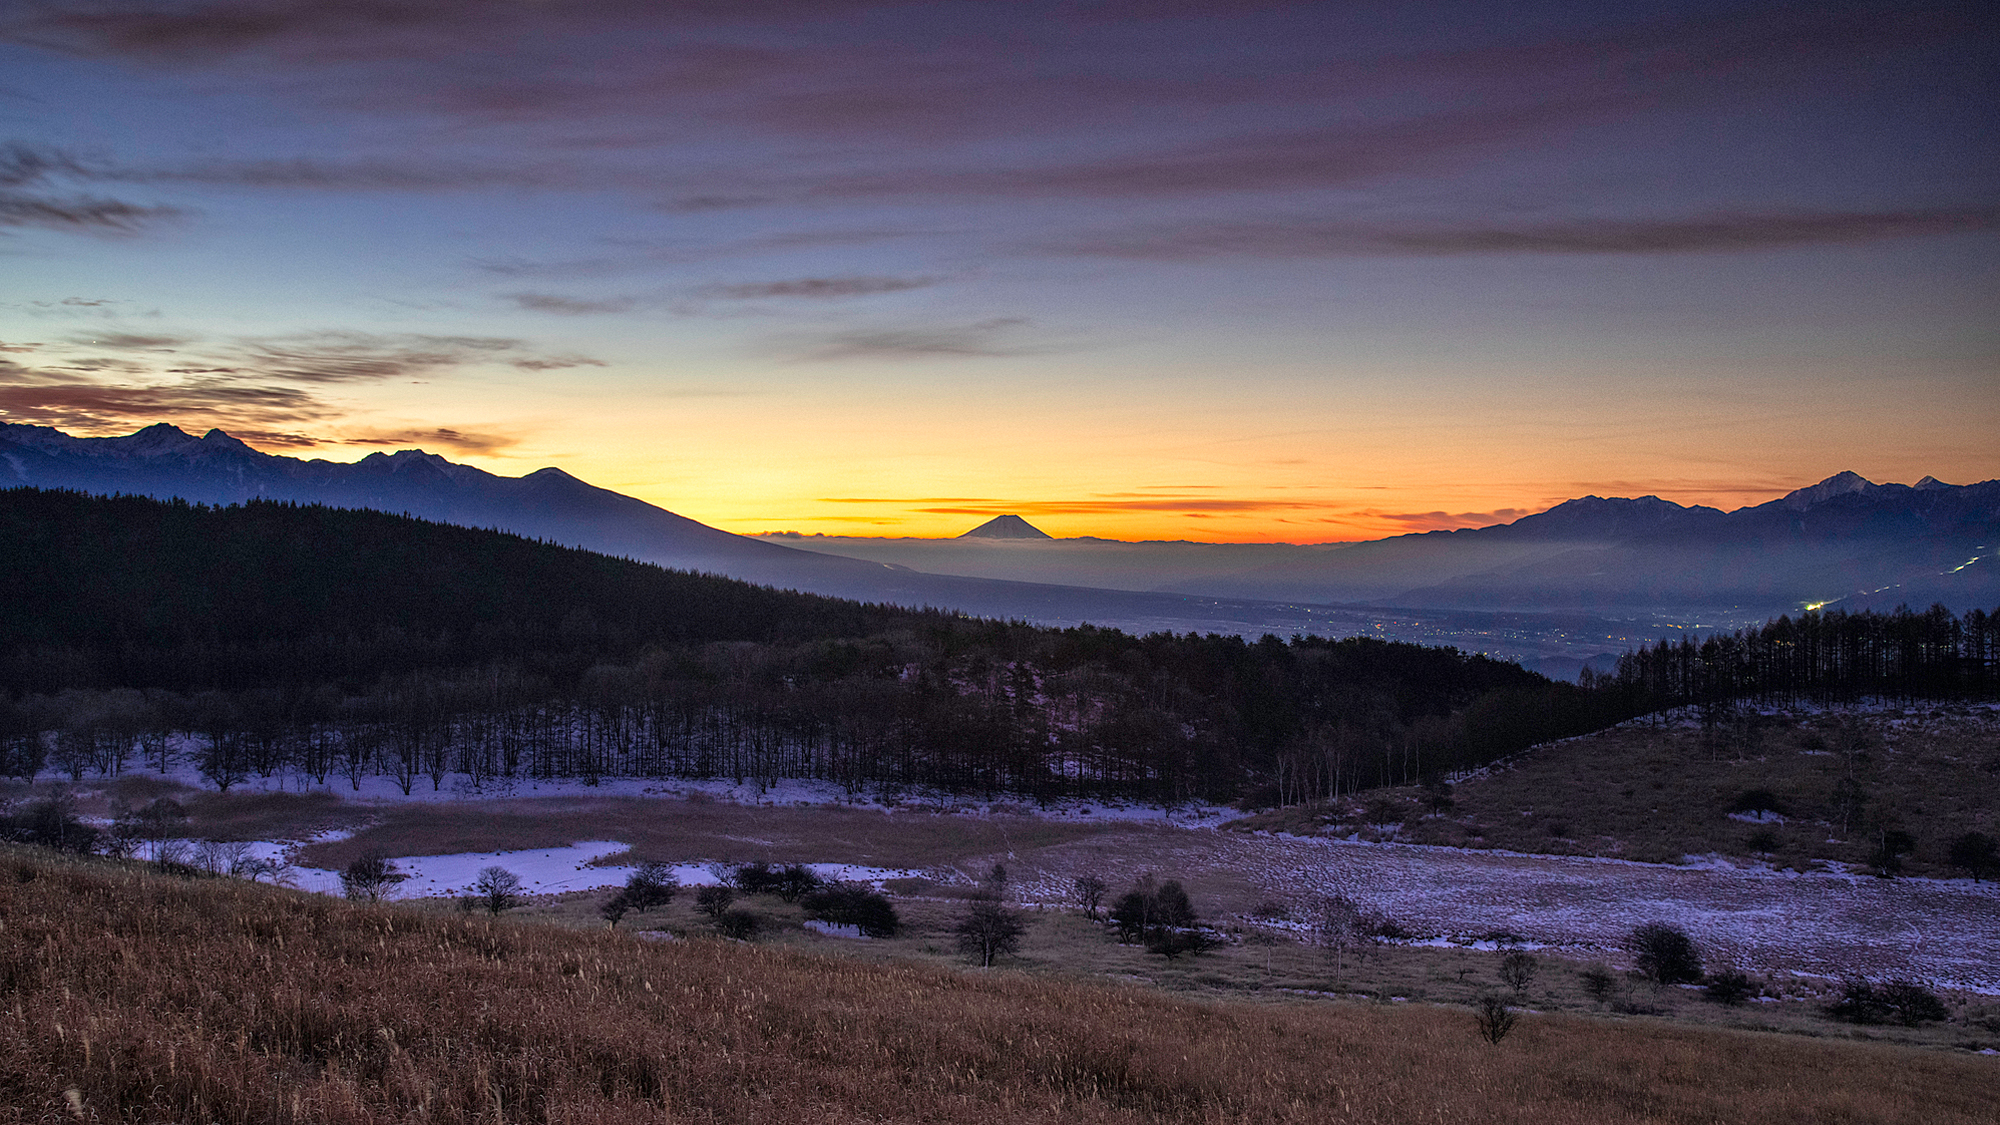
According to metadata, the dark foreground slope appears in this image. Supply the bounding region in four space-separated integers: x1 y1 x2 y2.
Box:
3 847 1993 1125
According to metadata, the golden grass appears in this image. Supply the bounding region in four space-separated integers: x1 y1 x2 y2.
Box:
3 846 1993 1124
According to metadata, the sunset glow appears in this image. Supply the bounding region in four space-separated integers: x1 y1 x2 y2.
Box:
2 2 1993 542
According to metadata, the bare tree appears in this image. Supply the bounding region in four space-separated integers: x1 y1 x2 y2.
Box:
474 866 524 915
955 899 1025 968
340 853 407 902
1499 950 1539 994
1314 894 1364 982
1474 995 1518 1044
695 885 736 920
1071 874 1107 920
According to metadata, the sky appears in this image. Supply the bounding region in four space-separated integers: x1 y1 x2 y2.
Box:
1 0 1994 542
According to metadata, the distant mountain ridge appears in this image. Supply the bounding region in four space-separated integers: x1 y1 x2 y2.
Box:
0 422 870 590
1170 473 1999 615
6 423 1991 625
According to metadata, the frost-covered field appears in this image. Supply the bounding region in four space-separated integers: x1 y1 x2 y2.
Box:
39 732 2000 995
1014 832 2000 994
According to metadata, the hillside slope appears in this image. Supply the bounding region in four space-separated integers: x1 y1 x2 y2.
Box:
3 847 1993 1124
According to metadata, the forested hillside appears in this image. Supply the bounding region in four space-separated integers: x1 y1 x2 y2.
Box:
1 488 1618 802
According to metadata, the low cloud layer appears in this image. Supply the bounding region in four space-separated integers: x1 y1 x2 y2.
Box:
0 324 598 446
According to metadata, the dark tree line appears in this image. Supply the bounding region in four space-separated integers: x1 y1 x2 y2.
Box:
1 488 1630 804
1595 604 2000 718
14 490 1987 809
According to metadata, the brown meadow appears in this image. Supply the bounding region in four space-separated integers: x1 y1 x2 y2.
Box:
3 846 1995 1124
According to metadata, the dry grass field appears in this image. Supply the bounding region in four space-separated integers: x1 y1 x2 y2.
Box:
4 846 1996 1125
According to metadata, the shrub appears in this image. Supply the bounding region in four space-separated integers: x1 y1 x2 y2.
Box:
802 884 900 938
1829 979 1949 1026
732 861 779 894
775 863 822 903
1071 875 1107 919
601 861 677 925
694 885 735 920
1627 922 1702 985
1947 831 1997 881
1868 828 1915 878
1728 789 1786 818
1703 968 1756 1006
1109 878 1210 959
1579 964 1616 1005
716 909 761 940
1 795 99 854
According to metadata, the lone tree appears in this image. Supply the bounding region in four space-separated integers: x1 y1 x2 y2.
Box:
955 899 1025 968
340 853 407 903
1627 921 1703 986
473 866 523 915
1474 995 1518 1044
1313 894 1371 981
1072 874 1107 920
1499 950 1539 994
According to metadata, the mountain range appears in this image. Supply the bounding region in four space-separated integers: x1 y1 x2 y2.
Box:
5 423 1993 662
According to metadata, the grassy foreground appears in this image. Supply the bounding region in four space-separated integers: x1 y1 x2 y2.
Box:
3 848 1994 1125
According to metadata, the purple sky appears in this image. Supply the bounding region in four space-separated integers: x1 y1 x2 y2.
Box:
2 0 1994 540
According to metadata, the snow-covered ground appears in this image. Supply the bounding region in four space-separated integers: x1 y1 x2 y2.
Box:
1014 831 2000 994
261 834 930 900
26 714 1996 993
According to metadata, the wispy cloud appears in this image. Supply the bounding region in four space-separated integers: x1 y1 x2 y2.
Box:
63 332 192 349
701 275 940 300
503 292 640 315
787 318 1041 361
1060 207 2000 259
0 142 187 236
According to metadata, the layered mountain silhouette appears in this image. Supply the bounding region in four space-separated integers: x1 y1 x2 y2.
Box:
0 423 1401 640
6 423 1991 635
